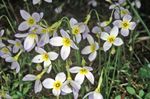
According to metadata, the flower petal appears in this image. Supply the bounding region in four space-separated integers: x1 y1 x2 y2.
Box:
75 73 85 84
87 34 94 44
44 59 51 67
101 32 109 41
32 55 43 63
71 40 78 50
123 15 132 21
69 66 82 73
113 20 122 27
34 80 42 93
121 28 129 37
42 78 54 89
110 26 118 37
35 47 46 54
44 0 52 3
33 0 40 5
129 22 136 30
85 72 94 84
55 72 66 82
81 46 91 55
61 46 70 60
103 41 112 52
49 37 63 46
70 18 78 27
52 89 61 96
22 74 36 81
32 12 41 22
61 85 72 94
48 52 58 60
88 51 97 62
20 10 30 20
92 26 101 34
60 29 70 38
18 21 29 31
24 36 35 50
113 38 123 46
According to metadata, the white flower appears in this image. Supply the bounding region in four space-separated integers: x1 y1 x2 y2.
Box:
32 47 58 73
83 91 103 99
32 0 52 5
42 72 67 96
15 28 39 51
81 34 99 61
113 15 136 37
101 26 123 51
22 73 44 93
7 39 23 53
49 29 78 60
18 10 42 31
61 78 81 99
0 46 11 59
70 18 85 43
69 66 94 84
92 26 101 34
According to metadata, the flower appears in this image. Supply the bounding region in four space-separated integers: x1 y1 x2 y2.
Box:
69 66 94 84
81 34 99 61
22 70 46 93
32 47 58 73
83 91 103 99
42 72 67 96
32 0 52 5
49 29 78 60
61 78 81 99
18 10 42 31
113 15 136 36
0 46 11 59
101 26 123 51
5 50 22 73
70 18 85 43
15 27 39 51
7 39 23 53
92 26 101 35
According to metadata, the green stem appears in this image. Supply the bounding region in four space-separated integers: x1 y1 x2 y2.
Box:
0 15 16 33
127 0 150 36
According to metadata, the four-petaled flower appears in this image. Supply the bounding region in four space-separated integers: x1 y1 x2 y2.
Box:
101 26 123 51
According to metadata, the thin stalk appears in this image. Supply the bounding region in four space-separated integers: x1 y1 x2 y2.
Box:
127 0 150 37
0 15 16 33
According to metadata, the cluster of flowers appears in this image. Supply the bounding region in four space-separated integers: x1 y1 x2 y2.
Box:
0 0 139 98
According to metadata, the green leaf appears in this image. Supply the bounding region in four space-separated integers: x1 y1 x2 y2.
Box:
115 95 121 99
145 92 150 99
126 86 136 95
138 67 150 78
139 90 144 97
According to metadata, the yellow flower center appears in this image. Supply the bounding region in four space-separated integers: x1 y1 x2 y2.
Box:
79 68 88 75
107 35 115 43
1 47 9 54
28 33 37 39
121 21 130 29
62 37 71 47
90 44 96 52
15 42 21 47
53 80 62 90
27 17 35 26
121 10 128 15
41 28 47 34
72 26 80 35
42 53 49 61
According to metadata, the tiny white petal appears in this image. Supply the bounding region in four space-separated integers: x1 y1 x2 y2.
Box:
61 85 72 94
22 74 36 81
18 21 29 31
85 72 94 84
32 55 43 63
69 66 82 73
123 15 132 21
44 0 52 3
101 32 109 41
48 52 58 60
35 47 46 54
61 46 70 60
87 34 94 44
33 0 40 5
71 41 78 50
103 42 112 52
88 51 97 61
60 29 70 38
24 36 35 50
81 46 91 55
49 37 63 46
75 73 85 84
20 10 30 20
70 18 78 27
42 78 54 89
52 89 60 96
110 26 118 37
121 28 129 37
92 26 101 34
55 72 66 82
113 20 122 27
129 22 136 30
44 59 51 67
32 12 41 22
34 80 42 93
113 38 123 46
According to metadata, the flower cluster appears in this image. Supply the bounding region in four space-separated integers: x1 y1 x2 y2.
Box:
0 0 138 98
